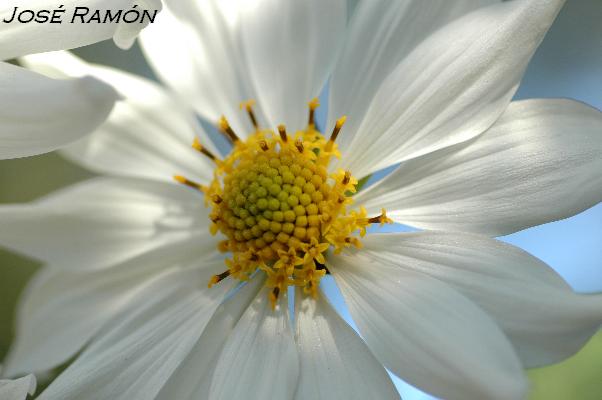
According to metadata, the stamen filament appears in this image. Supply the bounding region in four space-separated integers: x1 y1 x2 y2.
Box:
208 270 231 288
240 100 259 129
219 116 240 143
174 175 204 191
295 139 304 153
192 137 219 162
308 97 320 126
326 115 347 151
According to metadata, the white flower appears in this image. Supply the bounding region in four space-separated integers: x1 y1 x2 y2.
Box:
0 0 162 159
0 374 36 400
1 0 602 399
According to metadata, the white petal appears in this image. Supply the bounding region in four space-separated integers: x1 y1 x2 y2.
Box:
358 232 602 368
356 99 602 236
2 237 212 377
0 177 215 271
329 0 496 159
156 275 265 400
209 287 299 400
329 252 527 400
0 375 36 400
0 0 162 59
294 288 399 400
0 62 118 160
240 0 346 130
139 0 259 137
20 51 216 184
339 0 565 178
38 263 232 400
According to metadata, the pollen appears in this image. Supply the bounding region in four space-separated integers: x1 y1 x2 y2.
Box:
176 99 393 309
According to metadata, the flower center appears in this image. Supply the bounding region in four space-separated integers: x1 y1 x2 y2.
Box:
175 99 392 308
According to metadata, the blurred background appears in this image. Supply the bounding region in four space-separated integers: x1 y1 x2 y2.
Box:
1 0 601 398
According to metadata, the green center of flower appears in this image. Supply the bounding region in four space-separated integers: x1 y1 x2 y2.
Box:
217 147 331 254
175 99 392 308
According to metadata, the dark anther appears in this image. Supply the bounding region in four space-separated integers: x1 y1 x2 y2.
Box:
315 262 331 275
342 171 351 185
278 125 288 142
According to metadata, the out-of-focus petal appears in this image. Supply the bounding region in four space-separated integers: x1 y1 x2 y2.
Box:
0 375 36 400
0 177 215 271
139 0 259 137
0 62 117 160
2 237 217 377
38 264 232 400
21 51 216 184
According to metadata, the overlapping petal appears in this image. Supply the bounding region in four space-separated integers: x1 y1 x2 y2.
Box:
0 375 36 400
239 0 346 131
356 99 602 235
38 264 232 400
328 0 497 157
329 251 527 400
139 0 259 137
208 288 299 400
0 177 215 271
156 276 265 400
0 61 118 160
338 0 565 178
2 238 216 377
21 51 216 184
0 0 162 60
356 232 602 368
294 288 399 400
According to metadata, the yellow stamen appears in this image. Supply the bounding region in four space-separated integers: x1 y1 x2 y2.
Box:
174 99 391 307
326 115 347 152
240 99 259 129
192 137 219 162
368 208 394 226
174 175 204 191
308 97 320 126
218 116 240 143
208 270 231 288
